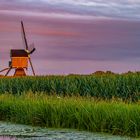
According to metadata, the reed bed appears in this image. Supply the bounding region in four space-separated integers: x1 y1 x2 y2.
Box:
0 73 139 101
0 93 140 137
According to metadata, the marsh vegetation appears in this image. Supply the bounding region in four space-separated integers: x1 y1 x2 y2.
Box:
0 73 140 137
0 93 140 137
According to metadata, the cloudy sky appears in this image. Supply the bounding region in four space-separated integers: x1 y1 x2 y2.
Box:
0 0 140 75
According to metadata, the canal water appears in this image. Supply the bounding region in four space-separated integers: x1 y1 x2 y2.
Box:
0 122 136 140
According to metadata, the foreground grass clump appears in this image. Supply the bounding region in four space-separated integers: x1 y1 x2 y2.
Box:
0 93 140 137
0 72 139 101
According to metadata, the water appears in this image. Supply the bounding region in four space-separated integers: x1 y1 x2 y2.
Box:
0 122 136 140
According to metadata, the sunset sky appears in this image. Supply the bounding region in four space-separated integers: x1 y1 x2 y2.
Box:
0 0 140 75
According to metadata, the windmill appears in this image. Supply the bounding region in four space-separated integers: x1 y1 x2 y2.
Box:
0 21 36 76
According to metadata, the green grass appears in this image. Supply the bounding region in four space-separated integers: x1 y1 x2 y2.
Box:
0 93 140 137
0 72 139 101
0 73 139 137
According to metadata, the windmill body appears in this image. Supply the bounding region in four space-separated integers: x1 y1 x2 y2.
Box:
0 21 36 76
10 49 28 76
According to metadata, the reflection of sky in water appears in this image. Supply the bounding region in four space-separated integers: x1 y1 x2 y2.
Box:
0 122 132 140
0 137 16 140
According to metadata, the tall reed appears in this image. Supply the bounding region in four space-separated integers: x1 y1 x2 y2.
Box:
0 93 140 137
0 73 139 101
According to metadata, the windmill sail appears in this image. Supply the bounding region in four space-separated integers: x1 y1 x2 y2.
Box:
21 21 28 50
28 43 36 54
29 57 35 76
21 21 36 75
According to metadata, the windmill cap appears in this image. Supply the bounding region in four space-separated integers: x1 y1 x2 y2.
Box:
11 49 28 57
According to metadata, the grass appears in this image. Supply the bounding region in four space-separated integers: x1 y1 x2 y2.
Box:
0 72 139 101
0 93 140 137
0 73 139 137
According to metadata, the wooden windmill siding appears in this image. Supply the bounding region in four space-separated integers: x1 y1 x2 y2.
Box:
11 50 28 68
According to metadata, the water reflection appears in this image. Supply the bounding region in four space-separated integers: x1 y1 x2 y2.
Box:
0 122 134 140
0 135 133 140
0 137 15 140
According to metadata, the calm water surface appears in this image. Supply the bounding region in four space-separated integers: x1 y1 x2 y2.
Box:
0 122 136 140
